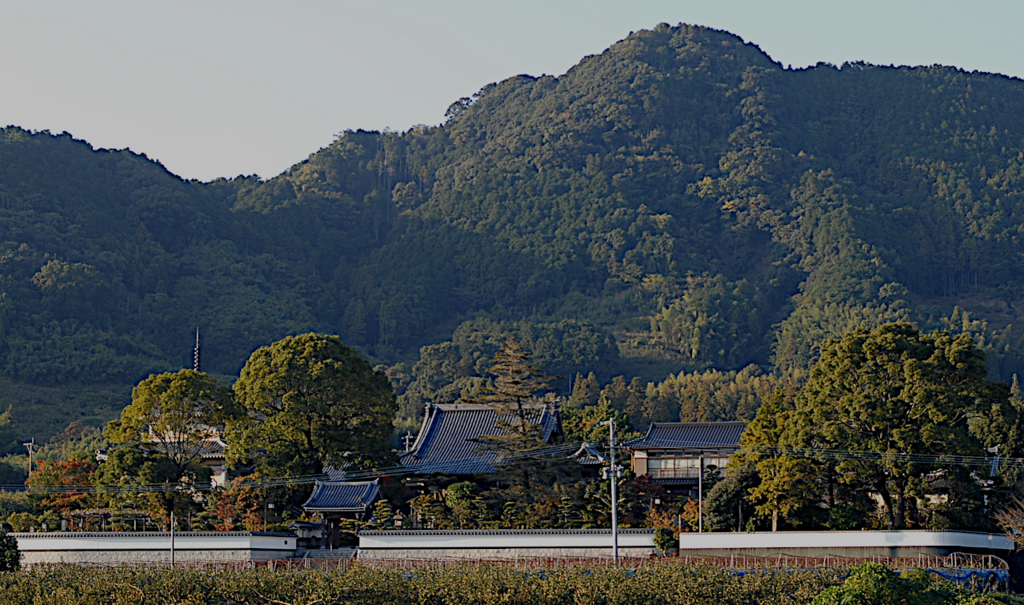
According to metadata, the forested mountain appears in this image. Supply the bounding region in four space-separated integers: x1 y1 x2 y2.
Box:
4 22 1024 450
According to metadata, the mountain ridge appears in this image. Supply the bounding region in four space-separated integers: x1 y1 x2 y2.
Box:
3 23 1024 448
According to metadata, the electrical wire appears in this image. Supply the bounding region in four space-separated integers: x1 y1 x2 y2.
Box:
4 437 1015 495
1 441 584 494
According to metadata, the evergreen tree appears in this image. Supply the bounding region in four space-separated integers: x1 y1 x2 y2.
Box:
566 372 601 409
703 464 760 532
465 338 564 490
106 369 238 483
733 391 819 531
795 322 998 529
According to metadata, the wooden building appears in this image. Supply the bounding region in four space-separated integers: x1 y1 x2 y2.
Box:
626 421 746 497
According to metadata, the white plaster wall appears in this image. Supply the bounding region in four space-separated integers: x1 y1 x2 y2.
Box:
678 530 1012 552
12 532 297 566
21 549 295 565
359 531 654 551
358 547 655 560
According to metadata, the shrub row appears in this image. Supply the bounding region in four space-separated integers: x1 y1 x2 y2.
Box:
0 563 842 605
3 562 1022 605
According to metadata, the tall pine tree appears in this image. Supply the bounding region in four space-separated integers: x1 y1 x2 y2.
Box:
465 338 564 489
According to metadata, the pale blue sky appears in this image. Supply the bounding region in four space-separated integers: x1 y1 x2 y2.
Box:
1 1 1021 181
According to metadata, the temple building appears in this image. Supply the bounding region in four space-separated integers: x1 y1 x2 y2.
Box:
399 402 562 476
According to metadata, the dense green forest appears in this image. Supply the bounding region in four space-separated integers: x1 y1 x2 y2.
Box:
4 22 1024 451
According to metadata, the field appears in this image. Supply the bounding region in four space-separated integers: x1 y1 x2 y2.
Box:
1 558 1020 605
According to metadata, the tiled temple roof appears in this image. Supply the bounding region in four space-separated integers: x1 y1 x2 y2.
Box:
302 480 381 513
400 403 561 475
149 437 227 459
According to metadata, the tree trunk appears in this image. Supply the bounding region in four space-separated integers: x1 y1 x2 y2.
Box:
893 479 907 530
771 509 778 532
876 481 896 529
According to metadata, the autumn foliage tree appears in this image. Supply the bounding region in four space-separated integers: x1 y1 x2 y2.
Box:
26 458 94 514
203 476 263 531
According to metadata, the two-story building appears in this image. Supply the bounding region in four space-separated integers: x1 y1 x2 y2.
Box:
626 421 746 498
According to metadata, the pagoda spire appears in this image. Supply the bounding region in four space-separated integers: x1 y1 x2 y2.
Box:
193 327 201 372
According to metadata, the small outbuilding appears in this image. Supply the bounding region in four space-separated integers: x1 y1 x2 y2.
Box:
303 479 381 519
568 442 608 480
302 479 382 547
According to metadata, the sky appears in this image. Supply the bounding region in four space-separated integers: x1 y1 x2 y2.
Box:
1 1 1021 182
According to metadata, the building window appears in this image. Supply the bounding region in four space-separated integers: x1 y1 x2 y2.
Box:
647 456 730 479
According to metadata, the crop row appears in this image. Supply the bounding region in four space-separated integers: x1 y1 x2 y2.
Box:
0 563 843 605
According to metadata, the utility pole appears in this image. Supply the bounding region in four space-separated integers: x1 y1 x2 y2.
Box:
698 454 704 533
170 512 175 568
23 438 35 476
600 419 620 564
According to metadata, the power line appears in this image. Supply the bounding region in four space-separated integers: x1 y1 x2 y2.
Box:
3 442 584 494
5 439 1014 495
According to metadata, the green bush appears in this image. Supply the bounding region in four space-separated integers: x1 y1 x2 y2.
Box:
0 528 19 572
812 563 951 605
654 527 676 554
0 559 1013 604
958 596 1024 605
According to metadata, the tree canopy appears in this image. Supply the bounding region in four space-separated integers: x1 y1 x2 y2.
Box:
106 369 237 480
799 323 998 528
227 333 397 478
0 527 19 572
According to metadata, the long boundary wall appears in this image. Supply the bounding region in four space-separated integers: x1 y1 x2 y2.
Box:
12 531 297 566
357 529 656 560
677 530 1013 558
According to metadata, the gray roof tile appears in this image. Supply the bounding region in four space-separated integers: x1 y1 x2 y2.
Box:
626 421 746 449
400 403 560 475
302 480 381 512
149 437 226 459
569 442 608 466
